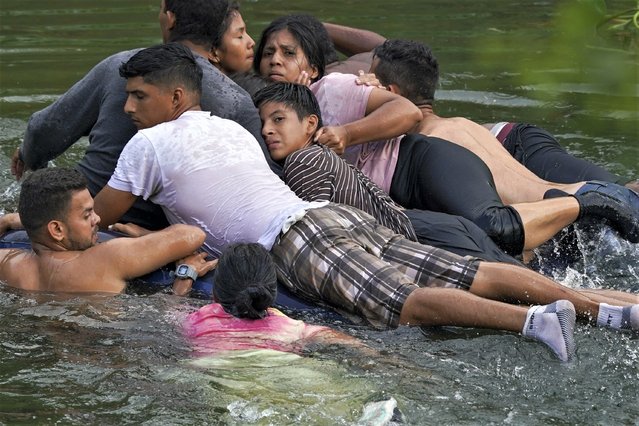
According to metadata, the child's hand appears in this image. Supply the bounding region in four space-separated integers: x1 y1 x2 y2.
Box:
314 126 351 155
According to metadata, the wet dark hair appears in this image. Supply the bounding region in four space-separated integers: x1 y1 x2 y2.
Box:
213 243 277 319
253 82 323 128
119 43 203 94
254 14 326 83
211 1 240 50
164 0 230 50
18 168 87 240
290 14 338 65
373 39 439 105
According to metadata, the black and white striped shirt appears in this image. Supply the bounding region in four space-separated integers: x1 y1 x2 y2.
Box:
284 144 418 241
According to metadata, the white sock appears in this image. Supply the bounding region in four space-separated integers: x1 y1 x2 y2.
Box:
597 303 639 330
522 300 576 362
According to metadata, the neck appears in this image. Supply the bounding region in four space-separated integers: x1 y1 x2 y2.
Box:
31 239 70 254
304 135 315 149
410 103 436 133
177 40 212 60
417 103 435 116
172 103 202 121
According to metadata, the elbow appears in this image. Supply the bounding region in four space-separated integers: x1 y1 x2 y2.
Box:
182 225 206 247
194 227 206 245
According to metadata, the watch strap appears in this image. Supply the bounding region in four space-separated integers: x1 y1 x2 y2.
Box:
172 264 198 281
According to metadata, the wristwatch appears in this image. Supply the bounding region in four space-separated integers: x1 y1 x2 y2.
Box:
171 264 198 281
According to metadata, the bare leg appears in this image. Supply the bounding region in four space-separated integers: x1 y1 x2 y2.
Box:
399 287 577 361
580 289 638 305
399 287 527 331
469 262 637 322
511 197 580 250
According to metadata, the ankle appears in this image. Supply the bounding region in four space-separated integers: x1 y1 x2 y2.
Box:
597 303 638 330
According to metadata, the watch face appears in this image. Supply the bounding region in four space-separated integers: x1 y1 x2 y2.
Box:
177 265 189 275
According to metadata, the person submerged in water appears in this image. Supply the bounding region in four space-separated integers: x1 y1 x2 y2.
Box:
183 242 404 424
184 242 366 355
0 168 215 294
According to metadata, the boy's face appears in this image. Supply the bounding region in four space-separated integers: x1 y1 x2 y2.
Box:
124 76 176 130
259 101 317 161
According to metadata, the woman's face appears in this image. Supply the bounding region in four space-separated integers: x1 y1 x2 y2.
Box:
258 29 318 83
213 12 255 74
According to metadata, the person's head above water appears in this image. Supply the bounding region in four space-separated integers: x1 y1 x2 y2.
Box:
254 82 323 161
159 0 231 51
19 168 99 250
119 42 203 130
255 14 326 84
212 243 278 319
372 39 439 106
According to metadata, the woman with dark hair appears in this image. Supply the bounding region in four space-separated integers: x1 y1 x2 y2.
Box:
254 14 639 256
212 242 277 320
210 2 256 74
183 243 364 354
254 14 327 85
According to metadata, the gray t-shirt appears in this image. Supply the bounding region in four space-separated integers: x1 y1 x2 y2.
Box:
22 48 282 229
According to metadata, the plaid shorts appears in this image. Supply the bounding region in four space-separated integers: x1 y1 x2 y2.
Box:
271 204 479 329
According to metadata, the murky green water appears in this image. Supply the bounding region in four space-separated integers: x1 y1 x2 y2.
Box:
1 1 638 424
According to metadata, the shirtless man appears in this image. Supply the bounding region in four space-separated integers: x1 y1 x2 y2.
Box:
0 168 213 294
320 26 638 192
370 39 639 206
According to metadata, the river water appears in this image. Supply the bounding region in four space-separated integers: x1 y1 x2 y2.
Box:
0 1 637 424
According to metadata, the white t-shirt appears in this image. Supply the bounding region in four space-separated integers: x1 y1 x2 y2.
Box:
311 73 402 193
109 111 312 256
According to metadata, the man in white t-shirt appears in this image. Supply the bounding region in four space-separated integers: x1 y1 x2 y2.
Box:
93 43 639 362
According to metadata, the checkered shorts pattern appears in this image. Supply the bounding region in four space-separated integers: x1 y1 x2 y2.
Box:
271 204 479 329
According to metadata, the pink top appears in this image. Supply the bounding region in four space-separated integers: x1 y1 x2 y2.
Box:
183 303 329 354
311 73 402 193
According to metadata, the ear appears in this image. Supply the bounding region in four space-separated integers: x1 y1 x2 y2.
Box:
47 220 66 242
387 83 402 96
172 87 185 106
209 48 220 64
166 10 176 31
305 114 319 136
308 65 319 81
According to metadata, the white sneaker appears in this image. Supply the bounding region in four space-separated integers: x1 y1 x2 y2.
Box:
522 300 576 362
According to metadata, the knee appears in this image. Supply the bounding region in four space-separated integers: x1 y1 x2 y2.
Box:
474 207 525 256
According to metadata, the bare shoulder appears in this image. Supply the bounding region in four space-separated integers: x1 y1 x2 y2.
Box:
447 116 480 129
0 249 40 291
425 116 485 137
38 248 127 294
